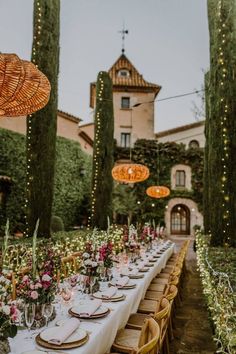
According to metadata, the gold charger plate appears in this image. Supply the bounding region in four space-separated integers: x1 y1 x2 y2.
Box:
109 282 136 290
129 274 144 279
36 332 89 350
146 263 154 267
139 268 149 272
69 306 110 319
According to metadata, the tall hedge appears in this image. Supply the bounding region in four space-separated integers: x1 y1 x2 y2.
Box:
26 0 60 237
91 72 114 229
115 140 204 224
0 128 91 232
205 0 236 246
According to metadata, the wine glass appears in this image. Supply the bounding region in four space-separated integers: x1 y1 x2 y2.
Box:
24 303 35 338
79 275 87 299
89 277 96 296
60 286 72 315
42 303 54 327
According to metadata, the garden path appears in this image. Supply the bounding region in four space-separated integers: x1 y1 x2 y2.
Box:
168 236 216 354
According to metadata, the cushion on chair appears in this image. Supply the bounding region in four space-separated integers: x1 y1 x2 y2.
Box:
126 313 151 330
145 290 163 301
138 299 159 314
112 328 140 353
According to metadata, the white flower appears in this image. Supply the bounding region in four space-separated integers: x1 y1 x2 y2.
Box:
2 305 10 315
82 252 90 259
42 274 51 282
91 261 98 268
84 259 93 266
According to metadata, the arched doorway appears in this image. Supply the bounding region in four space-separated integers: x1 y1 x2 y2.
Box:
171 204 190 235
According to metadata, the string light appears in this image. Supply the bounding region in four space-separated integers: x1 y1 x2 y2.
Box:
90 74 104 225
25 1 42 237
196 231 236 352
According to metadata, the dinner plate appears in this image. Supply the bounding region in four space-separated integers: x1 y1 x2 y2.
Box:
109 281 136 289
139 267 149 272
128 273 144 279
146 263 154 267
93 291 125 301
40 326 87 344
22 351 66 354
69 304 110 319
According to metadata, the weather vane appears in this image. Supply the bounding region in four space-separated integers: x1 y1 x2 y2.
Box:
119 23 129 54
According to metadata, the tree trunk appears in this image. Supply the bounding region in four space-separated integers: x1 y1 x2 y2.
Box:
91 72 114 230
26 0 60 237
206 0 236 246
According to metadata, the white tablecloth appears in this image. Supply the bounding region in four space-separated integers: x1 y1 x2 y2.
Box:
9 241 174 354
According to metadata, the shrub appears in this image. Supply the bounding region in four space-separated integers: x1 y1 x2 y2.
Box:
51 215 64 233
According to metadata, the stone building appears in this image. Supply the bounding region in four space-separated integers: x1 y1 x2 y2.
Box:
89 53 161 147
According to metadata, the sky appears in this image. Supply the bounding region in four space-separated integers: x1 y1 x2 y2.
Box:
0 0 209 132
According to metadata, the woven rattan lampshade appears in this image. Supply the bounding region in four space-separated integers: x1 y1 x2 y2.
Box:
0 53 51 117
146 185 170 198
112 163 150 183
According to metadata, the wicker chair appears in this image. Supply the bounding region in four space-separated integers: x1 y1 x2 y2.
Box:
111 317 160 354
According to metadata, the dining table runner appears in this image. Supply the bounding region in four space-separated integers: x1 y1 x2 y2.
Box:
9 241 174 354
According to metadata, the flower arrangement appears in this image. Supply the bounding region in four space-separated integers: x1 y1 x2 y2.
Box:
140 224 153 245
80 242 99 278
98 241 114 269
16 246 59 304
0 273 18 339
123 225 140 254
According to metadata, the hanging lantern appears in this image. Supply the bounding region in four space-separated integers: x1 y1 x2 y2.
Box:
112 163 150 183
146 185 170 198
0 53 51 117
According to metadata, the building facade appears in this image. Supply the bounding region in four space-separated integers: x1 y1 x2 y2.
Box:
90 54 161 147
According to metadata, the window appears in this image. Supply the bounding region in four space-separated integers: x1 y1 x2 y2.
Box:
171 204 190 235
118 69 130 78
120 133 131 147
189 140 199 149
175 170 186 187
121 97 130 109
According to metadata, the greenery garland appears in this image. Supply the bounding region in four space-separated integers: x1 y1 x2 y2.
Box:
196 231 236 352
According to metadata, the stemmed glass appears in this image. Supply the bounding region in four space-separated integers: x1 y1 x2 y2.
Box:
42 303 54 327
89 277 96 296
79 275 87 299
24 303 35 338
60 285 72 315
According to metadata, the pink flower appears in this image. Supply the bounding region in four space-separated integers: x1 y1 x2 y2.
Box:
30 290 38 300
35 282 42 289
30 284 35 290
22 275 29 282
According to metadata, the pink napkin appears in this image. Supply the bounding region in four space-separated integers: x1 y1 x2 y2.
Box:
116 276 129 287
48 318 80 345
73 299 102 317
100 287 117 299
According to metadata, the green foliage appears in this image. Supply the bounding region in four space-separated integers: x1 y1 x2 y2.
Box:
0 128 92 233
205 0 236 246
115 140 204 224
91 71 114 229
26 0 60 237
50 215 64 233
112 184 138 224
0 129 26 233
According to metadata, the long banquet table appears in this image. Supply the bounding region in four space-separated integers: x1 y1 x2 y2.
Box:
9 241 175 354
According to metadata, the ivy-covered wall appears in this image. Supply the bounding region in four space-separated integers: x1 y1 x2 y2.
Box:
0 128 92 233
115 139 204 224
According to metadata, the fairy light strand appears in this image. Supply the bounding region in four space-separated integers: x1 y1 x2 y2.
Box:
25 1 42 237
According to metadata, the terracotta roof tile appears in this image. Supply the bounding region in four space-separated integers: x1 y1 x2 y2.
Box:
108 54 161 94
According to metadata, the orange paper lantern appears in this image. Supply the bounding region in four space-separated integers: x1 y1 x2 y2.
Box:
112 163 150 183
146 185 170 198
0 53 51 117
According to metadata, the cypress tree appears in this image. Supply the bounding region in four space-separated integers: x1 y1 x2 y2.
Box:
205 0 236 246
91 72 114 230
26 0 60 237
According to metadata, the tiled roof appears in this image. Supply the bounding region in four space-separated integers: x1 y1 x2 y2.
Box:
57 110 82 123
108 54 161 94
155 120 205 138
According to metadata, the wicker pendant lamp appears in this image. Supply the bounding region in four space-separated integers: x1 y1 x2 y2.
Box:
146 142 170 198
0 53 51 117
112 108 150 183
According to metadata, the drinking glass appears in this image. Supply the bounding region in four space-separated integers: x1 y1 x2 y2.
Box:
24 303 35 338
42 303 54 327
